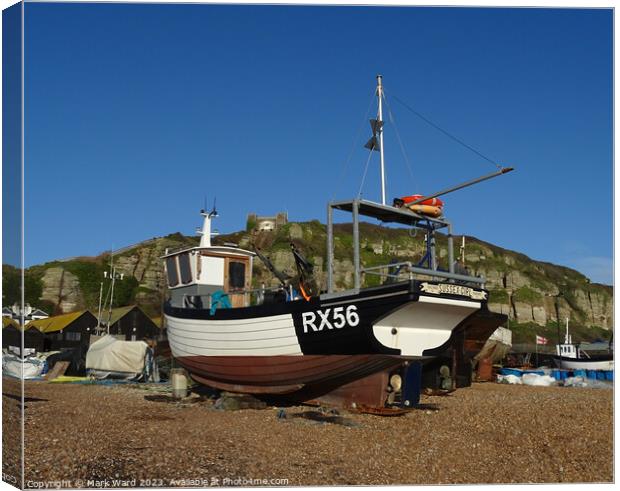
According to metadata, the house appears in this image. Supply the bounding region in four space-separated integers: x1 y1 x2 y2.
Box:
29 308 50 321
100 305 160 341
2 303 49 322
3 307 159 354
247 212 288 232
2 316 45 352
2 317 18 328
3 317 25 350
26 310 97 351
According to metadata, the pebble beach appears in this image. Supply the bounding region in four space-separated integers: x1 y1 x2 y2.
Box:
2 377 613 487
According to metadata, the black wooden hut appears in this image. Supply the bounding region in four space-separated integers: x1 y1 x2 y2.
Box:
3 317 45 353
27 310 97 352
102 305 160 341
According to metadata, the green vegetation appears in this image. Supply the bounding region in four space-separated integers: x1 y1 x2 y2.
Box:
2 264 53 313
488 289 509 304
510 320 612 345
512 286 543 305
7 220 612 331
57 260 140 310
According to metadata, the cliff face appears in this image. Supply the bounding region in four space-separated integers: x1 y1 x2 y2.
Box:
25 233 197 317
16 223 612 332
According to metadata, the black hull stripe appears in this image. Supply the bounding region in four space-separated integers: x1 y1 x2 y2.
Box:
321 291 409 307
164 281 416 320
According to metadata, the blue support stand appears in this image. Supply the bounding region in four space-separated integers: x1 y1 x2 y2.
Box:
400 362 422 408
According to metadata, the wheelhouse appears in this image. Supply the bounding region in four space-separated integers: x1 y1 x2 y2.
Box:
162 210 255 309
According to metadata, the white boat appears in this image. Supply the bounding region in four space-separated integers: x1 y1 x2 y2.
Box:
552 319 613 371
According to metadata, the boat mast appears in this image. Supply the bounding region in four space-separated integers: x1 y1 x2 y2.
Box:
377 75 387 205
95 281 103 333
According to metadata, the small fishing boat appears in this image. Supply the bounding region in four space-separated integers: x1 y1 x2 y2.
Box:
552 319 613 371
163 76 512 410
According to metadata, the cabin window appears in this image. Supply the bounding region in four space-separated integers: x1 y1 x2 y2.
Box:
166 257 179 287
66 332 81 342
229 261 245 290
178 253 192 284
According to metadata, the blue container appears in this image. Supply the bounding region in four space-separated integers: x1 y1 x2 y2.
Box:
596 371 605 380
499 368 523 377
574 369 586 378
605 371 613 381
587 370 596 379
551 370 561 380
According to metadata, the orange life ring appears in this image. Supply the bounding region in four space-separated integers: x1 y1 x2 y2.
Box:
401 194 444 207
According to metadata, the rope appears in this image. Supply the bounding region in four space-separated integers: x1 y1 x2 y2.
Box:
331 90 377 201
391 94 502 170
383 92 417 190
357 149 374 198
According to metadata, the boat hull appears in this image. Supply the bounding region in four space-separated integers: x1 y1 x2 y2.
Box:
164 281 507 404
179 354 408 395
551 355 613 371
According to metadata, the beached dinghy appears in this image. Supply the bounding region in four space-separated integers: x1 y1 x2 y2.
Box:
163 76 512 410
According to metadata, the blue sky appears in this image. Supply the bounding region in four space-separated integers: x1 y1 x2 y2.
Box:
2 2 21 269
15 4 613 284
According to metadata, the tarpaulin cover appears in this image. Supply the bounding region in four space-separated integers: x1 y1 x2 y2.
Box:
474 326 513 363
2 353 45 379
85 335 148 374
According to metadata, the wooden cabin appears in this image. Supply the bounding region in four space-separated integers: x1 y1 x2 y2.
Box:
102 305 160 341
163 209 255 309
26 310 97 351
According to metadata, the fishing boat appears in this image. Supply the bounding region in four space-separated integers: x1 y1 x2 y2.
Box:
552 319 613 371
163 76 512 410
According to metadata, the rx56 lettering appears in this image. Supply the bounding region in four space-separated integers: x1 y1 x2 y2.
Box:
302 305 360 333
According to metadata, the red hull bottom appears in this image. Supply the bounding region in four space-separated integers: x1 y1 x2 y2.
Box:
177 354 411 408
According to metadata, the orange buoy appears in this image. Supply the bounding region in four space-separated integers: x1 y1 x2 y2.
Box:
401 194 444 207
407 204 443 217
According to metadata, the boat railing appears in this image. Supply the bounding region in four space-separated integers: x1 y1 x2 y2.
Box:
361 261 485 288
181 284 293 310
326 198 485 293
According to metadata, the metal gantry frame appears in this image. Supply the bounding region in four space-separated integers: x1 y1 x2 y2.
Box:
326 198 484 293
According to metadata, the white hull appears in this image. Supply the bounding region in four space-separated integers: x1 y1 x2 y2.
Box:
552 357 613 371
165 312 302 358
372 296 480 356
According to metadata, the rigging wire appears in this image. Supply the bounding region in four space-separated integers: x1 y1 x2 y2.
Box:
390 94 502 170
331 90 377 201
357 149 375 198
383 91 417 191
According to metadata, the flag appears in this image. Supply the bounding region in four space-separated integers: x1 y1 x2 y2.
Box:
536 335 548 345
